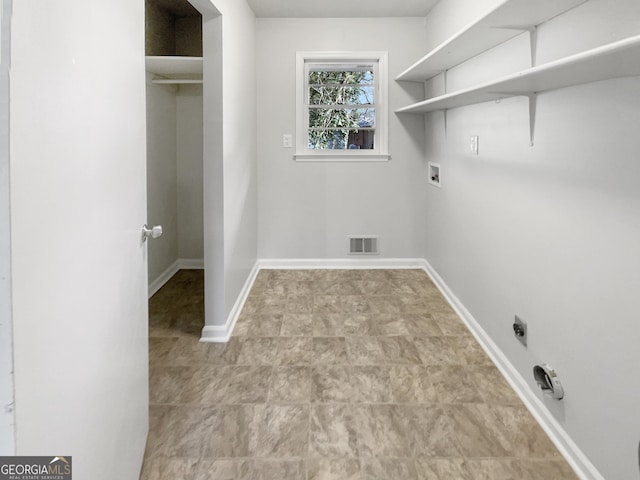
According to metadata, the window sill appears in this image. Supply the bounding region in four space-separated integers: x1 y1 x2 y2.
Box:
294 153 391 163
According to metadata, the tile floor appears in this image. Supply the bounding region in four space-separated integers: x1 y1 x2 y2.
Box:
140 269 578 480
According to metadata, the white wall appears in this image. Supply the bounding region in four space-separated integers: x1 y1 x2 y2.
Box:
422 1 640 478
198 0 258 335
10 0 149 478
146 80 204 287
146 78 179 282
177 85 204 260
199 5 226 331
0 0 14 456
219 0 258 320
256 18 427 260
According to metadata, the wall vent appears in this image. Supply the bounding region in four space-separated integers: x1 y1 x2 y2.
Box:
348 235 379 255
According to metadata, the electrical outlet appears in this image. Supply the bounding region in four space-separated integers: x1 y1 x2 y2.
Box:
513 315 527 346
470 135 479 155
282 134 293 148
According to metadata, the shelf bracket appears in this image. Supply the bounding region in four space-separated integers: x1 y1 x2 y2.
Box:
492 25 538 67
487 91 537 146
443 109 448 137
529 26 538 68
439 71 449 137
527 92 537 147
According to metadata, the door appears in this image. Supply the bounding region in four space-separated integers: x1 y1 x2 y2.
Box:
8 0 150 478
0 0 14 456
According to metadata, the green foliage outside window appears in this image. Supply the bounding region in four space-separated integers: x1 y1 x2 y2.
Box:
307 68 375 150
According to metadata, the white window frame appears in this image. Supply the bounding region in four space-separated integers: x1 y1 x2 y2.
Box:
295 51 389 162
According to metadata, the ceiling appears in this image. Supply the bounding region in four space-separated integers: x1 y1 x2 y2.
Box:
245 0 440 18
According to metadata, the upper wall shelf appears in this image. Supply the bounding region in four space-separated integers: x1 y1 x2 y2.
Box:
395 35 640 114
145 56 203 85
396 0 587 82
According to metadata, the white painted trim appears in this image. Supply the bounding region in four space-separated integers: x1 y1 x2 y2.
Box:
199 258 424 342
294 154 390 162
147 258 205 298
295 51 389 157
420 259 604 480
258 258 426 270
200 261 260 343
148 260 179 299
178 258 205 269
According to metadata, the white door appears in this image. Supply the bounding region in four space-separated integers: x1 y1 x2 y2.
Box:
8 0 151 478
0 0 15 455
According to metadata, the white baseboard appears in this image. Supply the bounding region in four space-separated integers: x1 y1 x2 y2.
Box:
148 260 179 298
199 258 424 342
258 257 426 270
200 260 260 343
178 258 205 269
420 259 604 480
148 258 204 298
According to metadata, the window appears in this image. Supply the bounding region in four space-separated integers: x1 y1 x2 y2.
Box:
295 52 389 161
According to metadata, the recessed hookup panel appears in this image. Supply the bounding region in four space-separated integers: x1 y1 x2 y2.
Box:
513 315 527 346
428 162 441 187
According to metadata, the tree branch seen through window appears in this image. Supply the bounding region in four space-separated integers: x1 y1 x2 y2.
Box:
307 64 376 150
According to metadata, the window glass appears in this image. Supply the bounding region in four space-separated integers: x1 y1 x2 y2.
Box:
295 52 388 160
306 63 376 151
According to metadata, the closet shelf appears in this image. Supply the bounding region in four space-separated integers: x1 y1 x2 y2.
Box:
396 35 640 114
145 56 203 85
150 79 203 85
396 0 586 82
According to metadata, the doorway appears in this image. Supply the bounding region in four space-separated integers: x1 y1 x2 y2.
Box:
145 0 205 295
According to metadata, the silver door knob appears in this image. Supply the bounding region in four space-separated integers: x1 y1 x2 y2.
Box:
142 224 163 242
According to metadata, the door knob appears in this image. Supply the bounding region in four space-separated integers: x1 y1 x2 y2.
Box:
142 224 163 242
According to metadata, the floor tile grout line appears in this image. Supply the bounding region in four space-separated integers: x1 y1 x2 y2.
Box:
143 269 577 479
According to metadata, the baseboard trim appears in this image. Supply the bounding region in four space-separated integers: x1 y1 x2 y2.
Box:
200 260 260 343
258 257 426 270
148 258 204 298
148 260 179 299
199 258 426 342
179 258 205 269
199 323 230 343
421 259 603 480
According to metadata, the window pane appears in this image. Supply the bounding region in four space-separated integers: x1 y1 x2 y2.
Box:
308 68 374 86
309 108 375 129
309 86 374 106
301 57 383 155
308 129 375 150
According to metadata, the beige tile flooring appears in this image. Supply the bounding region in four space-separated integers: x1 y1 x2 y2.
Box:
140 269 578 480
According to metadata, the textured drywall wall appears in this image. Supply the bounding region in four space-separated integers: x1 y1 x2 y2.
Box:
256 17 427 260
